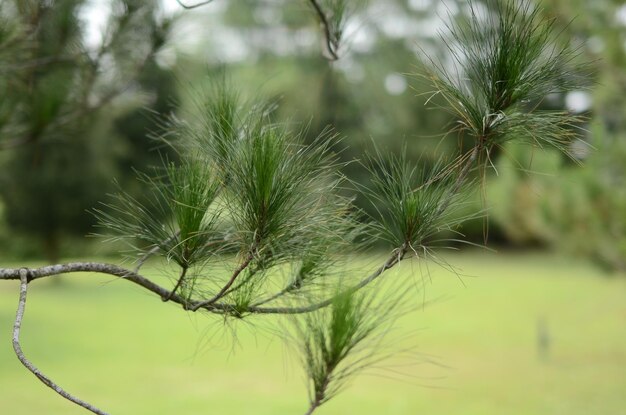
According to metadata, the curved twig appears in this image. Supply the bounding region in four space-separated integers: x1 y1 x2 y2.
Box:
173 0 339 60
133 244 162 273
0 249 404 316
251 245 407 312
304 395 323 415
1 263 203 311
12 269 110 415
251 284 293 307
220 261 262 297
163 266 188 302
308 0 340 61
133 230 181 273
189 250 255 311
176 0 214 9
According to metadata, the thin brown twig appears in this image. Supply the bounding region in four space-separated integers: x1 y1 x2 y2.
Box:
251 284 293 307
133 231 181 274
220 261 262 297
251 245 407 312
0 249 404 316
176 0 214 9
189 250 255 311
12 269 109 415
176 0 340 60
304 395 322 415
303 364 333 415
307 0 340 61
133 244 162 273
163 266 188 302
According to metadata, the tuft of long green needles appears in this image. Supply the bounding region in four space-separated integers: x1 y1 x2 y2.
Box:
164 159 222 268
225 124 355 264
361 147 470 252
194 82 241 170
421 0 588 155
94 157 221 272
96 82 363 306
295 289 398 413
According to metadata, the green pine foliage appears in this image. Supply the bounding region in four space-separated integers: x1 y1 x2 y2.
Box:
90 1 589 414
187 82 243 172
362 148 468 250
96 87 361 306
0 0 176 261
95 160 220 268
422 0 588 155
296 288 402 410
319 0 350 53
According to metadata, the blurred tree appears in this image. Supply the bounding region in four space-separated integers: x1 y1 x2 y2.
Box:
489 124 626 272
0 0 175 262
481 0 626 270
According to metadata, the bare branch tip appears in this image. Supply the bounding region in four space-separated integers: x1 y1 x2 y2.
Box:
176 0 215 10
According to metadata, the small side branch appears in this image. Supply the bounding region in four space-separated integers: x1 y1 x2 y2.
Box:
251 246 407 313
304 365 331 415
190 251 255 311
251 284 292 307
176 0 214 9
133 231 180 273
304 399 321 415
12 269 109 415
308 0 340 61
133 244 161 273
163 266 187 302
0 256 404 316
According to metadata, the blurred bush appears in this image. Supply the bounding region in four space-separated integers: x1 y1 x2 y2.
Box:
488 125 626 272
0 0 177 261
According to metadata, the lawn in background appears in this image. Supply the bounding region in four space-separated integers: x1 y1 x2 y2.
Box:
0 250 625 415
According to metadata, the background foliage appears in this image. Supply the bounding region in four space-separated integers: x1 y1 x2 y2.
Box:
0 1 624 414
0 0 620 268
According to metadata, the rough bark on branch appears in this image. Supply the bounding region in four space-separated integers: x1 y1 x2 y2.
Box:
0 250 406 414
308 0 341 61
12 269 110 415
0 252 405 315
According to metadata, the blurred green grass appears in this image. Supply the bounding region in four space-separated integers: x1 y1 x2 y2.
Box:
1 251 625 415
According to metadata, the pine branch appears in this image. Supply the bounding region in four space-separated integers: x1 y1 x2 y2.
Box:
189 248 256 311
176 0 215 9
163 266 188 302
307 0 340 61
250 246 407 313
0 248 404 316
12 269 109 415
133 231 181 274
